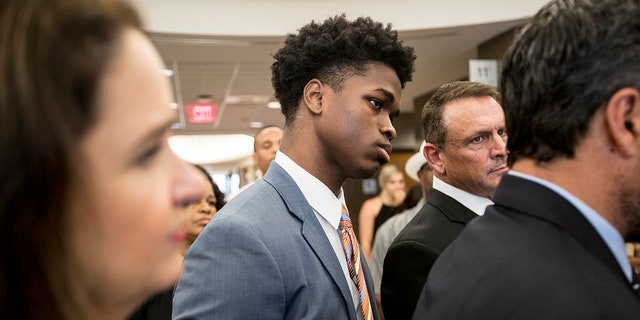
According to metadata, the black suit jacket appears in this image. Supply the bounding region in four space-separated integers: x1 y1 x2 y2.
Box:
381 189 478 320
413 174 640 319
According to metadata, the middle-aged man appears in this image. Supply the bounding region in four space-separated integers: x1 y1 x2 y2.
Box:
173 14 416 320
226 125 283 201
252 124 283 176
413 0 640 319
381 81 508 320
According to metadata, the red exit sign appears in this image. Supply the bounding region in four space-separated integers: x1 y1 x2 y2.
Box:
188 103 218 123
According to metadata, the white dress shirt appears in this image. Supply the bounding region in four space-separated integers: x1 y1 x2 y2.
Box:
274 151 363 319
432 175 493 216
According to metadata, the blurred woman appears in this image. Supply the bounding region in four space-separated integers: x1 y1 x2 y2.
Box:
358 164 406 261
183 165 226 256
129 164 225 320
0 0 206 319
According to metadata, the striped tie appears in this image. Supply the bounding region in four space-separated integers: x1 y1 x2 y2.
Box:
339 204 374 320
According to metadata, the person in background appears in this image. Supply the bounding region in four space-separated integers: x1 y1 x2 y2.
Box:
414 1 640 318
226 125 283 201
0 0 206 319
182 164 226 255
173 14 416 320
402 183 424 210
253 125 283 177
381 81 508 320
629 242 640 271
369 142 433 319
359 164 406 261
128 164 225 320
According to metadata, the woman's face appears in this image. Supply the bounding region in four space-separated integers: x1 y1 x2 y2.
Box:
185 181 218 240
384 172 406 194
67 28 206 312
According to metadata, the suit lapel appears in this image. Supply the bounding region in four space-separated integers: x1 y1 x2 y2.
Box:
428 188 479 224
494 174 627 282
263 163 358 320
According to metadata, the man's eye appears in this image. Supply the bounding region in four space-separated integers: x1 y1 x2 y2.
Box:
370 99 383 110
470 136 484 144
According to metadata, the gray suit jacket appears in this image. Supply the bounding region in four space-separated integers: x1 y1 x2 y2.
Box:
413 174 640 319
173 162 379 320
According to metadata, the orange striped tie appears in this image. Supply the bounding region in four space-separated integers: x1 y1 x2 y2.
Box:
339 204 374 320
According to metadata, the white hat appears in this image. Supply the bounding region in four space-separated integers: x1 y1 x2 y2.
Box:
404 141 428 182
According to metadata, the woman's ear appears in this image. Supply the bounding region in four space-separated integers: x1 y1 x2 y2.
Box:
302 79 324 115
605 88 640 157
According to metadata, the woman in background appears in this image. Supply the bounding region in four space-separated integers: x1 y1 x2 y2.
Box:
358 164 406 261
0 0 206 319
183 165 226 255
129 164 226 320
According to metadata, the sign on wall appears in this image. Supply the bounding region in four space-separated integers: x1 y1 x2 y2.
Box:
469 59 498 87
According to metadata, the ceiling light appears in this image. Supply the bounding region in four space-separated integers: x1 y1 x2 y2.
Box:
168 134 253 165
161 69 174 77
267 101 281 109
250 121 263 128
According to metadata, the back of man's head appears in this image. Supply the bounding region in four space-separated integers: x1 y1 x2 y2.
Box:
501 0 640 165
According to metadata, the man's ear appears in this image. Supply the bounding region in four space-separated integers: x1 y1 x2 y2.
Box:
302 79 324 115
605 88 640 157
424 143 445 175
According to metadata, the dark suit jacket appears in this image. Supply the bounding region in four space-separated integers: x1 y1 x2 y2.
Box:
381 189 478 320
413 174 640 319
173 162 379 320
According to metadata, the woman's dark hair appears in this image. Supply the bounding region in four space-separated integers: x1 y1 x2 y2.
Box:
192 164 226 210
271 14 416 124
0 0 142 318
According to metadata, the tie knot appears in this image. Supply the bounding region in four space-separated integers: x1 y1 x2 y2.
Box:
339 205 352 230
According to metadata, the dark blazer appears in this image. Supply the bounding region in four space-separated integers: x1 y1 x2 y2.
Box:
173 162 379 320
413 174 640 319
381 189 478 320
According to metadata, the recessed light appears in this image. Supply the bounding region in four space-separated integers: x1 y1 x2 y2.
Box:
168 134 254 164
250 121 264 128
267 101 281 109
161 69 174 77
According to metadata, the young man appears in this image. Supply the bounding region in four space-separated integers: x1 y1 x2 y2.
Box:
381 81 508 319
414 0 640 319
173 14 415 320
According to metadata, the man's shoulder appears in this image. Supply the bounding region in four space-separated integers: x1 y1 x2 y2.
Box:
389 201 470 251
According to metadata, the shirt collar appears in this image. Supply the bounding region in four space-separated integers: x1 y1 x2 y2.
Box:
274 151 344 229
432 176 493 216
